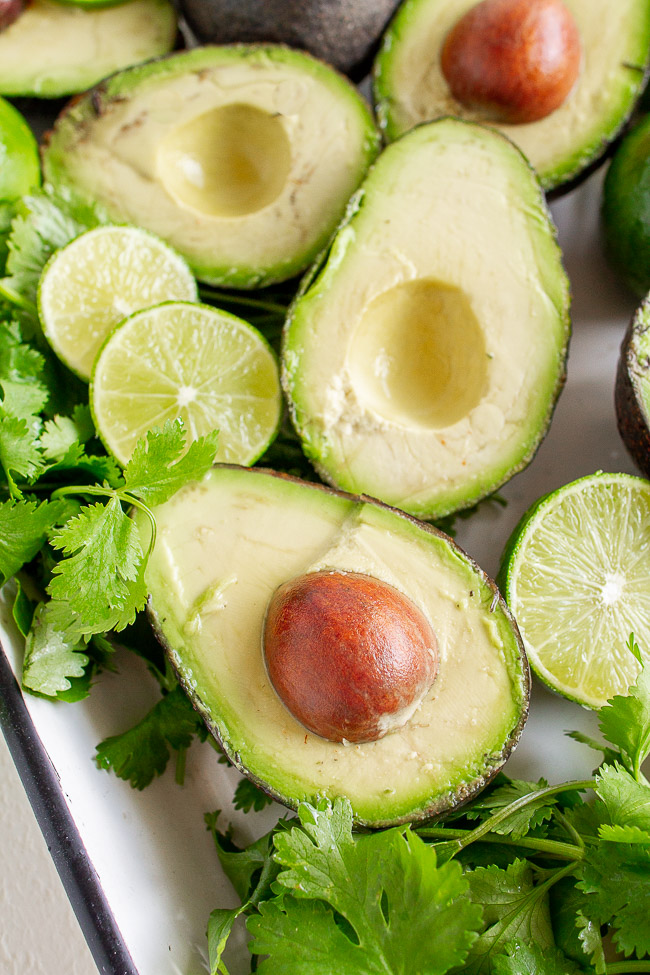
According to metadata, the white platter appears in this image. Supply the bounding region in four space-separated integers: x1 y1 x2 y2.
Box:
0 156 643 975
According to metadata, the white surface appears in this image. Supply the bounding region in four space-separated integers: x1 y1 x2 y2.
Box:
0 163 645 975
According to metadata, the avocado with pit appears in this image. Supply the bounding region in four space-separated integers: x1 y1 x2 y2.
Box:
283 117 571 520
616 298 650 479
0 0 177 98
42 45 380 288
373 0 650 193
138 465 530 827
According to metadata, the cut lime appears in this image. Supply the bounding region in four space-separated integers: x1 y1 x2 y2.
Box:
500 472 650 709
91 301 283 466
38 225 198 381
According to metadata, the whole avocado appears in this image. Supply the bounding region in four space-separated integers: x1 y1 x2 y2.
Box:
178 0 401 78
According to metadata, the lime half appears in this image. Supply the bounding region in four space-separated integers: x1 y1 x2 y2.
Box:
38 225 198 380
91 301 283 466
500 473 650 709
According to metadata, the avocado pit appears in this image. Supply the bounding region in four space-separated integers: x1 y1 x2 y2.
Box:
0 0 22 31
262 570 438 744
440 0 582 124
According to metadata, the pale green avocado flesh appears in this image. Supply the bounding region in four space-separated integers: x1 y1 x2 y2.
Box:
140 466 529 827
42 45 380 288
373 0 650 192
283 118 570 520
0 0 177 98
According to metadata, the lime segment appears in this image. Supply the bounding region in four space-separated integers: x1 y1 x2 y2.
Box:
38 225 198 380
91 301 282 466
500 473 650 709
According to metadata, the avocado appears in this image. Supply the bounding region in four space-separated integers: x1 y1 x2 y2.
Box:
373 0 650 193
0 96 40 200
0 0 177 99
615 299 650 479
42 46 380 288
139 465 530 827
178 0 401 79
283 118 571 520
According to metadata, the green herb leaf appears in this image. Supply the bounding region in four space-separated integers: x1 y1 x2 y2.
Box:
598 646 650 780
123 419 218 506
0 497 70 585
0 413 45 493
595 764 650 843
207 906 242 975
491 940 583 974
233 778 275 814
579 843 650 957
40 405 95 461
95 685 204 790
464 779 556 839
22 603 89 696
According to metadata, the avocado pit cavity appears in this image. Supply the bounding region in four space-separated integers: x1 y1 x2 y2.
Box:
347 279 487 428
157 102 292 218
262 570 438 744
440 0 582 124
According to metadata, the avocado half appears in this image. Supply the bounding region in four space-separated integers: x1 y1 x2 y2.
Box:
616 299 650 479
283 117 571 520
139 465 530 827
42 45 380 288
373 0 650 193
0 0 177 98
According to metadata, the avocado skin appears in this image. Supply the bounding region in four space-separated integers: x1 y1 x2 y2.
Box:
145 465 531 828
615 304 650 479
178 0 401 79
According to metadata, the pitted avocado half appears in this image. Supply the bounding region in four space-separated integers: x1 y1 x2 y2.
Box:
42 45 380 288
0 0 177 98
283 118 571 520
616 298 650 479
138 466 530 827
373 0 650 193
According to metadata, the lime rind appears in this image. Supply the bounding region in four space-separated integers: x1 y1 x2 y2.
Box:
90 300 283 467
38 224 198 381
499 472 650 709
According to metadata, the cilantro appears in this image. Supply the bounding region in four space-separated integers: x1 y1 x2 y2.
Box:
598 635 650 781
22 603 89 696
122 418 219 507
491 940 583 975
95 684 205 790
595 764 650 843
579 843 650 958
233 778 275 814
0 497 71 585
0 413 46 494
40 405 95 461
463 778 557 839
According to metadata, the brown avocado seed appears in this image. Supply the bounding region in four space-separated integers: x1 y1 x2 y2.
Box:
440 0 582 124
0 0 23 32
262 570 438 744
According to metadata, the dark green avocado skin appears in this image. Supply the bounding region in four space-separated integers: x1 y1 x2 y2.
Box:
615 304 650 478
178 0 401 78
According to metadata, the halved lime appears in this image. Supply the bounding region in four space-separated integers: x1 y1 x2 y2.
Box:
499 472 650 709
38 225 198 381
90 301 283 466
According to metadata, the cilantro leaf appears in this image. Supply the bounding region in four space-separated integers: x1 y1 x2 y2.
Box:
123 419 218 506
259 797 482 975
0 316 44 385
579 843 650 957
598 647 650 779
460 859 555 973
564 729 620 768
0 413 45 492
233 778 275 814
549 876 602 971
0 497 71 586
208 822 281 905
491 940 583 975
576 912 606 975
95 684 205 790
47 497 147 638
40 405 95 461
595 763 650 843
464 779 556 839
207 906 245 975
22 603 89 696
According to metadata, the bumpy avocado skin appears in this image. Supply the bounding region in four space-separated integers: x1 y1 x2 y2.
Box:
140 465 530 828
616 301 650 478
603 115 650 297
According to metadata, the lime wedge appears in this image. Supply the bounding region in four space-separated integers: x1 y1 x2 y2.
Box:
500 472 650 708
91 301 282 466
38 225 198 381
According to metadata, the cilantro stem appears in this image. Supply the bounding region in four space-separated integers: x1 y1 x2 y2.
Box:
50 484 158 561
0 278 36 313
553 808 585 849
606 964 650 973
199 287 288 316
416 826 584 861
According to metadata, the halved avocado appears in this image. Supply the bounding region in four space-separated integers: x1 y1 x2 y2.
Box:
138 465 529 827
0 0 177 98
373 0 650 193
616 299 650 478
42 45 380 288
283 118 571 520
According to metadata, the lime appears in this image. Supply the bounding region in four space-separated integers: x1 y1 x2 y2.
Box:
38 225 198 381
603 113 650 296
91 301 283 466
499 472 650 709
0 95 40 201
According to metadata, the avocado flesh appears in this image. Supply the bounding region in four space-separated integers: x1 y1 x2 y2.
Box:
141 466 529 827
0 0 177 99
41 46 380 288
283 119 570 519
374 0 650 192
616 301 650 479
